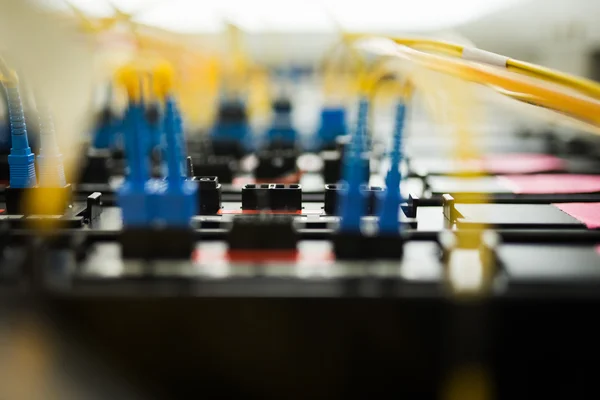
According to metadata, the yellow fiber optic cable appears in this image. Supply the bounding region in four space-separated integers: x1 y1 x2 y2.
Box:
358 41 600 127
345 33 600 102
355 38 600 133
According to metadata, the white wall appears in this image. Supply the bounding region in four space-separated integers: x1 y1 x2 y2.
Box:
457 0 600 76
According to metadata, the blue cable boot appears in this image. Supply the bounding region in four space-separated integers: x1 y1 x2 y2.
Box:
210 98 252 153
377 102 406 234
154 96 198 227
265 98 297 149
117 102 152 226
5 85 36 189
315 107 347 150
333 98 370 259
375 102 407 258
338 97 369 232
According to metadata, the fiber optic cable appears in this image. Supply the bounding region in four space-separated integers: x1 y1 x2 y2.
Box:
0 58 37 189
377 101 405 234
345 33 600 102
338 96 369 232
341 33 600 132
153 62 198 226
118 66 148 190
354 39 600 128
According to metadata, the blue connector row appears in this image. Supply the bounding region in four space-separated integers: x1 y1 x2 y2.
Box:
118 96 197 228
338 97 369 233
377 102 406 235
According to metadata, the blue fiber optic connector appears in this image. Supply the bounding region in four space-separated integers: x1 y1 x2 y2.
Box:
315 107 347 150
211 98 252 150
5 85 36 188
338 98 369 232
117 101 151 226
377 102 406 235
265 98 297 146
153 96 198 226
36 106 66 188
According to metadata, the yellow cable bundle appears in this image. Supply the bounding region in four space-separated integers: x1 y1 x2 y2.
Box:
346 32 600 102
351 37 600 129
397 45 600 126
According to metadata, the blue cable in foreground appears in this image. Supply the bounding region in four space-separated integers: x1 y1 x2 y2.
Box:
5 85 37 188
338 97 369 232
377 102 406 235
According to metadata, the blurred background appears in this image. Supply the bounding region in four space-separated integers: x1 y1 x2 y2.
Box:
39 0 600 75
1 0 600 399
2 0 599 149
